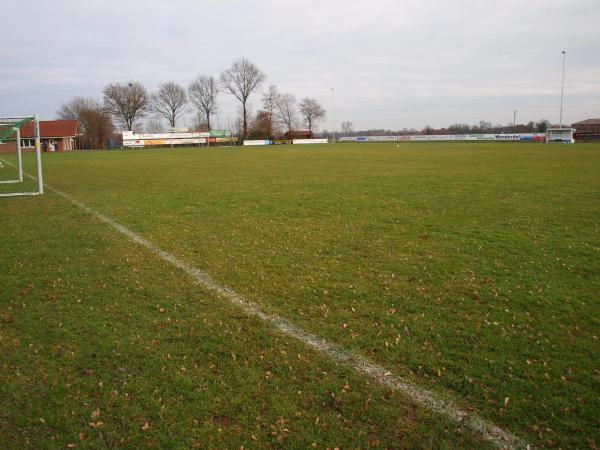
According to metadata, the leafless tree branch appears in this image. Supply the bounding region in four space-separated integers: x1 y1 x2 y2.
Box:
298 98 326 133
220 58 265 139
189 75 219 131
103 81 150 131
275 93 297 133
58 96 114 149
152 82 187 128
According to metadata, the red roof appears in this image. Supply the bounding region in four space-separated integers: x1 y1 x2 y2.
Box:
283 130 313 139
19 120 79 138
572 118 600 126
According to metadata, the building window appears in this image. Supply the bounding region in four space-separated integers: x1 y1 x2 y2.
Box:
21 139 34 147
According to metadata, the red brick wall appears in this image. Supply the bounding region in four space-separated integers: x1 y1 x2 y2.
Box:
0 141 17 154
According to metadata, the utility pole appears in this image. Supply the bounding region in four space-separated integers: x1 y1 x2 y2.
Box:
559 50 566 128
513 110 517 131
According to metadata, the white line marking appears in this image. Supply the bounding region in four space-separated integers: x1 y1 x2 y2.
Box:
2 158 530 449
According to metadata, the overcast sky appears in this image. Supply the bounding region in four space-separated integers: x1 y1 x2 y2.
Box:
1 0 599 131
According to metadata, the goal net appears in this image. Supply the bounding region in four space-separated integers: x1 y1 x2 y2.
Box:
0 116 44 197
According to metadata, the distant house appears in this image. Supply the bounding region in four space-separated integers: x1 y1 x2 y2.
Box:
0 119 79 153
283 130 312 140
572 118 600 142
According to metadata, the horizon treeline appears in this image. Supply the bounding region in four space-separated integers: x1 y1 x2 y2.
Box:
56 57 554 149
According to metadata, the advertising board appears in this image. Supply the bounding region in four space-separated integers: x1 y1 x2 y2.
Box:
243 140 271 146
209 130 231 137
337 133 545 143
292 139 328 144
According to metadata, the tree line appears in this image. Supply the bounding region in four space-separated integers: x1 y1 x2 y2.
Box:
420 120 551 135
58 58 327 149
334 119 551 139
57 56 553 149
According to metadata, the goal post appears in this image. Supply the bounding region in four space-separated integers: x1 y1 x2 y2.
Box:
0 126 23 184
0 115 44 197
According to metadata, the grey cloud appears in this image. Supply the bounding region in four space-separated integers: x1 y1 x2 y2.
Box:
1 0 598 129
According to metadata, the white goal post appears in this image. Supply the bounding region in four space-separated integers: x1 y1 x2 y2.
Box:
0 115 44 197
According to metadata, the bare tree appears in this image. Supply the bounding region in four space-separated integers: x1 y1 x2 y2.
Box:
422 125 434 135
261 84 279 138
58 97 114 149
478 120 492 132
191 113 209 132
188 75 219 131
341 121 353 135
536 119 549 133
298 98 326 133
151 82 187 128
249 110 272 139
103 81 150 131
220 58 265 139
447 123 470 134
275 93 297 133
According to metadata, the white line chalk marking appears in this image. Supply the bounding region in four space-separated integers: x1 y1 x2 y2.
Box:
2 158 530 449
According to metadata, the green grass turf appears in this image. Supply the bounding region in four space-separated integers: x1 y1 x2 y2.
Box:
1 142 599 448
0 157 37 196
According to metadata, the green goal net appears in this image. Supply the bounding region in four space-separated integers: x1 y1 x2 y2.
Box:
0 116 44 197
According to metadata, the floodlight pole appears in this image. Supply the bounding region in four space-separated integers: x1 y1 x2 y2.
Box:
559 50 566 128
513 110 517 131
34 115 43 194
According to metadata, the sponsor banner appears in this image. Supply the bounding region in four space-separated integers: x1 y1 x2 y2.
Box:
520 135 546 142
272 139 293 145
293 138 328 144
168 138 206 145
124 138 207 147
215 137 238 143
330 133 549 144
367 136 398 141
410 135 445 141
123 131 210 140
493 134 520 141
209 130 230 137
124 139 145 146
243 140 271 146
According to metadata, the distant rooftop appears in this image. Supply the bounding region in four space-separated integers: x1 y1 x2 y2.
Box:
20 120 79 138
572 118 600 126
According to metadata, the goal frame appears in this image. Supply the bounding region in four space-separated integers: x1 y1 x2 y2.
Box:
0 115 44 197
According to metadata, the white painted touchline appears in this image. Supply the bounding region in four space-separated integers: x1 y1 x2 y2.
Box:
2 158 530 449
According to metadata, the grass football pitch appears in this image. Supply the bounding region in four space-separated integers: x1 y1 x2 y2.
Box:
1 142 599 449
